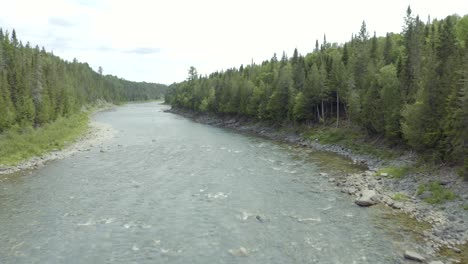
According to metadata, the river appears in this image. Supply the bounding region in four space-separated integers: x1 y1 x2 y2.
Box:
1 102 405 263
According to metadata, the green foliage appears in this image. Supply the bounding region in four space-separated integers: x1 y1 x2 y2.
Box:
378 65 402 140
0 112 89 166
377 166 410 178
417 181 457 204
439 244 468 264
307 127 399 160
392 193 410 201
292 92 307 121
0 28 167 133
166 9 467 168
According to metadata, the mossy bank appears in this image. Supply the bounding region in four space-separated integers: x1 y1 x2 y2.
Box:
0 104 117 175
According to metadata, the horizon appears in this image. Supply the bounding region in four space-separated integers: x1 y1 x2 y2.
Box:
1 0 467 85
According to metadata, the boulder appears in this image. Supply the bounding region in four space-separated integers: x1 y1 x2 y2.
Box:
403 250 425 262
391 202 403 210
355 190 378 207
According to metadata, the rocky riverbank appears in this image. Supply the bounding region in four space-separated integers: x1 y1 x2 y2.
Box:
166 107 467 263
0 120 116 176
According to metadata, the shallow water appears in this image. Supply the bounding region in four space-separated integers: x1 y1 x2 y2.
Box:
1 102 403 263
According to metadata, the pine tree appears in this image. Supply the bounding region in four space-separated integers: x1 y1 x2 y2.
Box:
383 33 394 65
15 66 35 125
342 43 349 66
401 7 425 102
378 65 401 139
267 64 292 121
370 31 378 62
0 71 16 131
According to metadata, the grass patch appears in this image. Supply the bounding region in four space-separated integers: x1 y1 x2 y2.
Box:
305 127 400 160
373 205 431 243
308 151 366 174
439 244 468 264
376 166 411 179
0 112 89 166
392 192 410 201
417 181 457 204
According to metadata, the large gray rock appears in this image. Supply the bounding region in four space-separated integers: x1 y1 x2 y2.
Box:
403 250 425 262
355 190 378 207
391 202 403 209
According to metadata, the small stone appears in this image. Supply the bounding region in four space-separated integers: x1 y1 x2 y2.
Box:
403 250 425 262
100 149 105 153
255 215 264 223
380 172 389 177
428 261 444 264
439 180 451 186
228 247 248 257
319 172 328 176
452 247 461 253
355 190 378 207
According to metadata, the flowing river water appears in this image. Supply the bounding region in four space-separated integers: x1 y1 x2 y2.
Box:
1 102 409 263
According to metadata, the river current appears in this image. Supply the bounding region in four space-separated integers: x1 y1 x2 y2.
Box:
0 102 403 263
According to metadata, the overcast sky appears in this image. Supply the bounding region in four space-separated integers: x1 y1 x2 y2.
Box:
1 0 466 84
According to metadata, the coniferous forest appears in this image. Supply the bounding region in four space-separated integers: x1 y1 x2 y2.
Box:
0 28 167 133
166 8 467 170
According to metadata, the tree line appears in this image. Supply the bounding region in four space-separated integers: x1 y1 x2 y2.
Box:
166 7 467 168
0 28 167 132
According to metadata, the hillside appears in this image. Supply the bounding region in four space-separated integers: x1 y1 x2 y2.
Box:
165 8 467 177
0 28 167 132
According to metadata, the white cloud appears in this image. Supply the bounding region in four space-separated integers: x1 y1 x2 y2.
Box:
0 0 467 84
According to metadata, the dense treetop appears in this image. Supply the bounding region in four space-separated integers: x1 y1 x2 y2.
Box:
166 8 467 168
0 29 167 132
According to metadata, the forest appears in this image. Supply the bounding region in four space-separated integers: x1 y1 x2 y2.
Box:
0 28 167 133
165 8 467 172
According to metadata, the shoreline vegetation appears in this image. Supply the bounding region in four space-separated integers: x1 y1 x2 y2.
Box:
165 8 467 180
0 27 166 173
166 106 467 263
164 7 466 261
0 27 166 167
0 102 116 175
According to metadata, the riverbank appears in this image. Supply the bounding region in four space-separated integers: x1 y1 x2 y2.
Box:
166 107 467 263
0 106 117 176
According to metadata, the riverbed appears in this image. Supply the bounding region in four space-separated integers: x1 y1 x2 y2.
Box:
1 102 409 263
